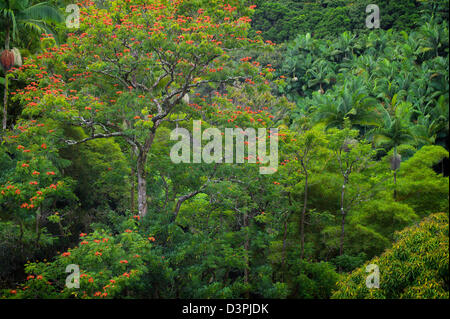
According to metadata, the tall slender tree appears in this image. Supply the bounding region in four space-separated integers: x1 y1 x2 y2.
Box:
373 100 415 199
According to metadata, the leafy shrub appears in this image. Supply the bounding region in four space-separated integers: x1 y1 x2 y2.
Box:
1 218 167 299
332 213 449 299
288 259 340 299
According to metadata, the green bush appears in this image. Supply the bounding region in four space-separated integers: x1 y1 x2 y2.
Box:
1 217 168 299
332 213 449 299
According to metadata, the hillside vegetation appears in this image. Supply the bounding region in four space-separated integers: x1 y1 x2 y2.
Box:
0 0 448 299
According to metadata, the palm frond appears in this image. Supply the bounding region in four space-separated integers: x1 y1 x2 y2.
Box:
20 2 63 23
19 19 55 39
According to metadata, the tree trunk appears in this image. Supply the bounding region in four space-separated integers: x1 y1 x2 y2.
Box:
393 145 398 200
300 172 308 259
2 73 8 130
3 26 10 130
393 169 397 200
19 219 24 255
4 26 9 51
130 166 136 213
134 131 157 218
339 179 347 258
35 206 41 247
136 154 148 217
281 217 288 271
243 210 250 298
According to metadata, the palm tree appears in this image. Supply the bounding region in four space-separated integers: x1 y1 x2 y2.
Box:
397 31 425 61
419 20 448 58
353 55 377 81
1 0 63 130
414 95 449 148
305 58 335 93
293 33 317 55
333 31 356 62
372 101 415 199
312 78 383 131
365 29 394 58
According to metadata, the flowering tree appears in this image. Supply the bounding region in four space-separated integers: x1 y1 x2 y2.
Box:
0 118 74 246
11 0 276 217
6 222 162 299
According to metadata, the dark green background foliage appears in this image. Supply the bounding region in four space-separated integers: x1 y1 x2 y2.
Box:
251 0 449 42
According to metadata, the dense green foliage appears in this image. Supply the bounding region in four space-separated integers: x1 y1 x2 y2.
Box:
251 0 450 42
275 24 449 151
332 213 449 299
0 0 448 299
